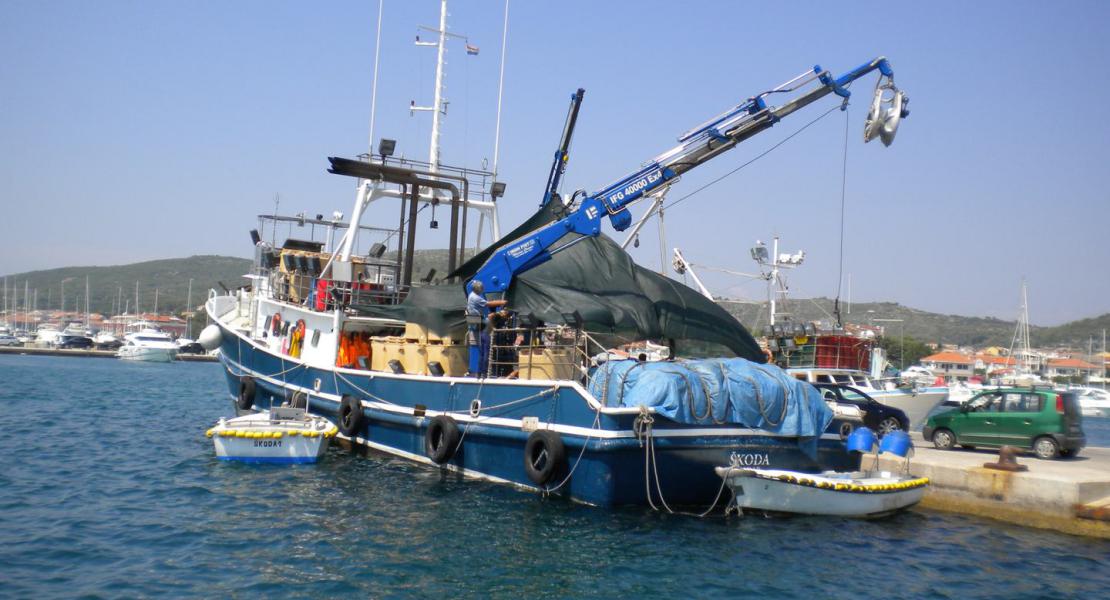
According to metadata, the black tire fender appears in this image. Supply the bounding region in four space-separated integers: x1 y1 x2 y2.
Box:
425 415 461 464
338 394 365 437
237 377 256 411
523 430 566 486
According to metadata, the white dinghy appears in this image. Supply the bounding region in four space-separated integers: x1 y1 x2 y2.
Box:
207 406 337 464
715 428 928 518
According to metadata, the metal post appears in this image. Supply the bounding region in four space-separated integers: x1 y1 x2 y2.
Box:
403 183 420 287
448 194 459 272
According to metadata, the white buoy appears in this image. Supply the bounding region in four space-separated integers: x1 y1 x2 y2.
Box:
198 324 223 351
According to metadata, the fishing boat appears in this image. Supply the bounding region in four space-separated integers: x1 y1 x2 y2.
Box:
207 406 337 464
715 428 928 517
200 3 911 507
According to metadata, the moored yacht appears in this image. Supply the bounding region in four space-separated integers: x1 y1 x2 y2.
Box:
34 325 63 347
118 328 178 362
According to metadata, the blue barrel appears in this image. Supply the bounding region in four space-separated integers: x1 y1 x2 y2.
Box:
879 430 913 457
846 427 876 453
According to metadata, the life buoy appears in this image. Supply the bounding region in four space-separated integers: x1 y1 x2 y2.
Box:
237 377 256 410
338 394 365 437
425 415 461 464
523 430 566 485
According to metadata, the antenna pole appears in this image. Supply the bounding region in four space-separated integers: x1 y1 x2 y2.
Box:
367 0 385 153
428 0 449 172
492 0 510 176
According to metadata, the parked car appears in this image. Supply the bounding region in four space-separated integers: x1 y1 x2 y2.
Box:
58 336 94 349
0 334 21 347
177 342 205 355
95 339 124 350
813 383 909 436
923 387 1085 459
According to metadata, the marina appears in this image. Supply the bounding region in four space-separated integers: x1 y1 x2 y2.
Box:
4 0 1110 596
1 354 1107 597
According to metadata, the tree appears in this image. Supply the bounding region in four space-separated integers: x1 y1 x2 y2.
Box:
877 335 934 371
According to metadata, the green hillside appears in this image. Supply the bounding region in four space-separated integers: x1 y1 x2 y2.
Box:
3 254 1106 350
720 297 1109 350
1 255 253 315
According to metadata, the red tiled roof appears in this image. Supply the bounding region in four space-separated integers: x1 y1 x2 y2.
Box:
975 354 1017 366
922 351 973 364
1046 357 1099 369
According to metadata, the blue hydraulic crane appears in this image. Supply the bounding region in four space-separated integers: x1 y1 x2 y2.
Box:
469 57 909 296
540 88 585 209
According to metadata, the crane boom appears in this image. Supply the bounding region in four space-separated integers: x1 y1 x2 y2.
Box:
469 57 908 295
540 88 585 208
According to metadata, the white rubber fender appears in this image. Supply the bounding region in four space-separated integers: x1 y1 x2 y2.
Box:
198 324 223 351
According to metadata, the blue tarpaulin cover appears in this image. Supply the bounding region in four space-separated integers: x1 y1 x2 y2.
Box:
589 358 833 455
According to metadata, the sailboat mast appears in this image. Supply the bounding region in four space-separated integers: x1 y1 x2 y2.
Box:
185 278 193 338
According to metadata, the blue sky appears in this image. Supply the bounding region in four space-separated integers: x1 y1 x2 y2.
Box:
2 0 1108 325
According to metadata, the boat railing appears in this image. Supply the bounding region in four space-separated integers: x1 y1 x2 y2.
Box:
356 153 498 204
260 267 411 312
487 324 595 384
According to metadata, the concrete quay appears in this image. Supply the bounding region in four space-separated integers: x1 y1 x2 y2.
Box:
871 433 1110 538
0 346 217 362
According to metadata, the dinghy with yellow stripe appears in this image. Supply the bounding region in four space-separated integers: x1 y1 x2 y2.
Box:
208 406 337 464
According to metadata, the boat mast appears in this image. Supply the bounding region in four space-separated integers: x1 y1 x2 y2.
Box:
1008 280 1032 374
429 0 447 172
752 236 804 326
492 0 510 176
185 278 193 338
366 0 384 154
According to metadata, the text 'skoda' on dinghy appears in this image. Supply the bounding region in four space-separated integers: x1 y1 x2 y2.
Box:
715 429 929 517
207 407 337 464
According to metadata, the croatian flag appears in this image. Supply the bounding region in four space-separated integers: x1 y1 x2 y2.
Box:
465 43 479 55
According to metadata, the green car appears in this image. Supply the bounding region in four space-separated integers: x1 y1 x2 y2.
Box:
923 388 1085 459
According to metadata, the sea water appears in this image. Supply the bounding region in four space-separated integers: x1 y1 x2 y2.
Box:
1 355 1107 598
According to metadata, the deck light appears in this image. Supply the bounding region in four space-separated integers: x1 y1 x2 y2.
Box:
490 181 506 200
561 311 583 329
378 138 396 157
518 313 537 329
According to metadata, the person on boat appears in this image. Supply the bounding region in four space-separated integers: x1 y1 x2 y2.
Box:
489 307 522 378
465 280 506 377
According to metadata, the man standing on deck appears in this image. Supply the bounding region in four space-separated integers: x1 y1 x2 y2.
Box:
465 280 506 377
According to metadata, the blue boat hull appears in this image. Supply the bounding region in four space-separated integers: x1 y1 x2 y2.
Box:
214 322 855 507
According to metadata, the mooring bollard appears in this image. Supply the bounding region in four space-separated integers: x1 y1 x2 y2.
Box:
983 445 1028 472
